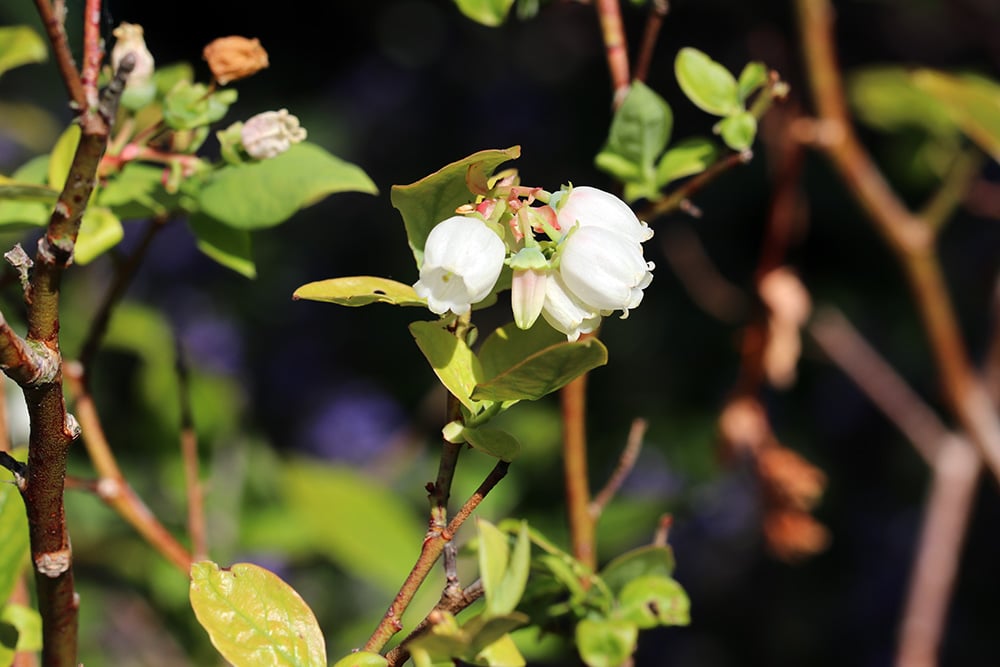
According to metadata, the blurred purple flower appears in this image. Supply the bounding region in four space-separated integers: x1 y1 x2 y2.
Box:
298 384 404 463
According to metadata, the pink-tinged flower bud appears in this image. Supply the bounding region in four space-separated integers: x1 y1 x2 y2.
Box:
541 271 602 341
111 23 155 87
203 36 269 85
240 109 307 160
558 226 654 316
413 216 506 316
554 185 653 244
509 247 550 330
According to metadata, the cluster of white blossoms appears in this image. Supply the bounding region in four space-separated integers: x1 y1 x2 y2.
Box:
413 186 654 341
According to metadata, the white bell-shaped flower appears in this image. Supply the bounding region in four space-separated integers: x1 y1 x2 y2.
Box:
414 216 506 316
554 186 653 244
558 226 654 316
541 271 602 342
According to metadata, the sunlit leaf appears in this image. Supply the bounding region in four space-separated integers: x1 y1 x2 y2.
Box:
0 603 41 657
462 613 530 656
736 62 768 103
391 147 520 266
198 142 376 229
98 163 181 220
74 206 123 265
0 26 46 78
293 276 426 307
675 47 740 116
595 81 673 199
478 519 511 615
453 0 516 26
190 561 326 667
0 178 57 204
163 81 238 130
410 320 486 412
332 652 388 667
0 480 29 604
0 156 50 228
717 111 757 151
188 213 256 278
655 137 718 187
599 545 676 596
462 426 520 461
575 618 638 667
48 124 80 190
912 70 1000 161
474 633 525 666
472 323 607 401
617 575 690 628
848 67 957 137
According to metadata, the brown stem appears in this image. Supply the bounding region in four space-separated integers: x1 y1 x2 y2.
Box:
658 224 749 324
595 0 631 108
62 363 192 572
795 0 1000 484
383 580 486 667
80 0 102 108
32 0 86 110
638 150 753 223
590 418 646 519
561 367 595 571
633 0 668 84
176 342 207 561
362 461 510 654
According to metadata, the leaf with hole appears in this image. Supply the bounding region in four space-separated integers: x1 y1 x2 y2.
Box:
293 276 426 307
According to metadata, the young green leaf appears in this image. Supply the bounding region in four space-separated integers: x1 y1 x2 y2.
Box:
473 633 525 667
0 156 51 228
478 518 512 616
47 124 80 190
0 178 57 204
332 651 388 667
391 147 520 266
472 324 608 402
98 163 182 219
655 137 718 187
410 320 486 412
675 47 740 117
717 111 757 151
188 213 257 279
293 276 426 307
198 142 377 229
616 575 690 628
190 561 326 667
162 81 238 130
0 603 41 658
595 81 673 199
575 618 638 667
912 70 1000 161
453 0 516 26
74 206 124 265
0 26 47 78
0 482 29 604
736 62 769 103
462 426 521 461
599 544 676 596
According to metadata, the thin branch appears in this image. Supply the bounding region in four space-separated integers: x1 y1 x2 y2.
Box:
384 580 485 667
561 366 595 571
809 309 948 465
658 223 749 324
0 450 27 487
595 0 631 108
590 418 646 519
363 460 510 654
32 0 86 110
634 0 668 84
80 0 103 109
176 340 207 561
638 150 753 223
795 0 1000 485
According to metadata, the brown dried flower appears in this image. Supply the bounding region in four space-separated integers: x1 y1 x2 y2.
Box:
202 36 269 85
763 509 831 562
757 445 827 511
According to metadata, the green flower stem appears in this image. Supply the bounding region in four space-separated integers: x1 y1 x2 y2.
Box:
561 365 596 572
363 461 510 654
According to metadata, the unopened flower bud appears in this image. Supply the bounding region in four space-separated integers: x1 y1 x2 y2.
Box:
203 36 269 85
111 23 154 87
240 109 307 160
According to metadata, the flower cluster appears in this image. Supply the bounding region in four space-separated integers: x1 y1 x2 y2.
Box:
413 186 654 340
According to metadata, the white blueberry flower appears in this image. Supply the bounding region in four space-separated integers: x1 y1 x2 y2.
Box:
541 271 602 341
240 109 307 160
554 185 653 244
558 225 654 316
414 216 506 316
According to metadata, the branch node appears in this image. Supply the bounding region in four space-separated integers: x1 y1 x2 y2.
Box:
4 244 33 292
64 412 81 441
34 548 72 578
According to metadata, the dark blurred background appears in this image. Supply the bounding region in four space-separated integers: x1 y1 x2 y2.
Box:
1 0 1000 665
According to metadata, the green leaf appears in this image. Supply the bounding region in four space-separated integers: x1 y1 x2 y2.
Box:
407 611 528 667
473 633 525 667
190 561 326 667
293 276 426 307
0 178 58 204
0 481 29 604
154 62 195 97
500 521 531 615
848 67 957 137
717 111 757 151
599 545 676 596
0 26 46 78
0 604 41 659
912 70 1000 161
575 618 638 667
163 81 238 130
462 426 520 461
48 124 80 190
188 213 256 279
198 142 377 229
675 47 740 116
472 322 608 401
0 156 51 228
391 147 520 266
273 461 425 592
74 206 123 265
332 652 389 667
462 613 529 657
593 152 641 184
453 0 516 26
478 519 511 616
617 575 690 628
655 137 718 186
595 81 673 196
736 62 768 103
98 163 182 219
410 320 486 412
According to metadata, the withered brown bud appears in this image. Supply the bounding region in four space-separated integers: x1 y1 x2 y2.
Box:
202 36 269 85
